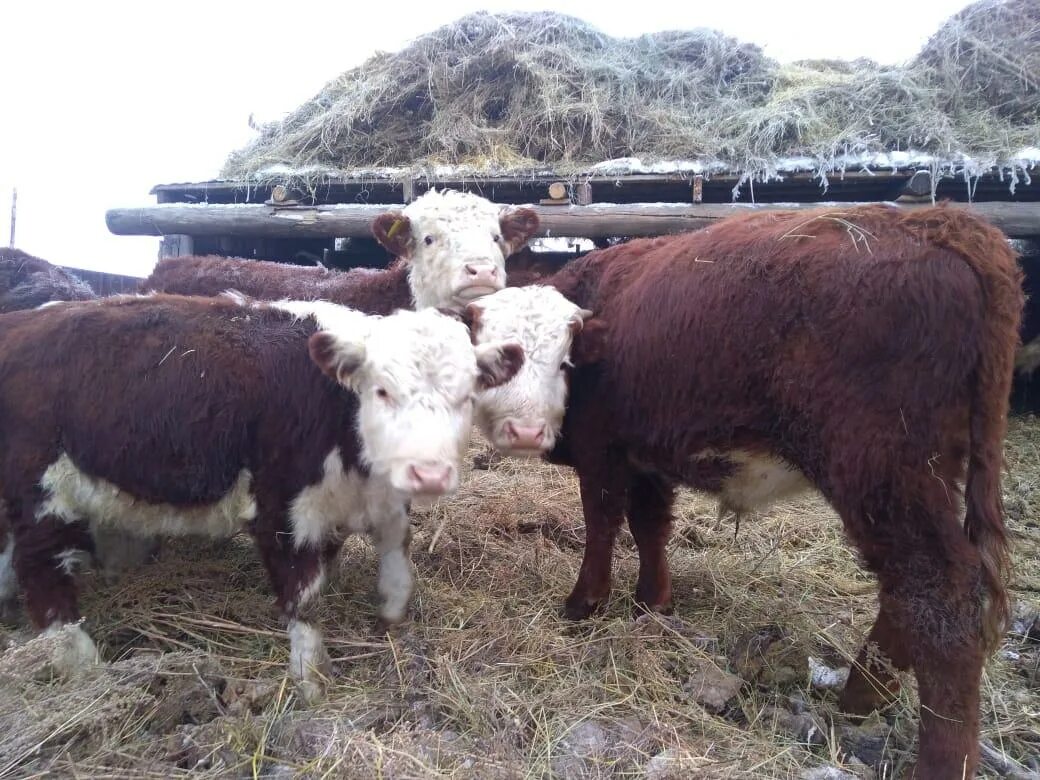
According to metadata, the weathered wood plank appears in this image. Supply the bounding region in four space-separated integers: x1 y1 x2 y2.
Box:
158 234 194 259
107 201 1040 240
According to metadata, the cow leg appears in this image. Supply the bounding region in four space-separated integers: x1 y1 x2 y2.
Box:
626 471 676 616
251 510 331 704
839 601 912 716
370 502 414 629
0 530 19 621
9 494 98 674
564 457 629 620
838 487 986 778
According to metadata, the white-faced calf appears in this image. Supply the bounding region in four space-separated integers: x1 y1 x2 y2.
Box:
0 294 522 700
463 285 607 455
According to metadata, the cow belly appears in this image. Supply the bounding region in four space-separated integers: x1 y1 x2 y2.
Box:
693 450 812 515
720 451 812 514
38 453 256 538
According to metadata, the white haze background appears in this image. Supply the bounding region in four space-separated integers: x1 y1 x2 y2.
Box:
0 0 972 277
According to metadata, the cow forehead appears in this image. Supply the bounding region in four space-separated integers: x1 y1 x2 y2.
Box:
365 310 478 387
403 190 502 233
474 286 580 359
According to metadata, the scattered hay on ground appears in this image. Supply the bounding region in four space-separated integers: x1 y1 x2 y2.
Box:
222 2 1040 187
1 417 1037 778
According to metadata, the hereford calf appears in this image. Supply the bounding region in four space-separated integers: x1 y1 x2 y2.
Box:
461 285 607 453
0 247 95 313
502 205 1021 778
0 294 523 700
142 188 541 312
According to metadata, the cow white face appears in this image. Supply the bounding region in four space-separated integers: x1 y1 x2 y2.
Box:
371 189 540 311
464 286 607 456
308 307 524 496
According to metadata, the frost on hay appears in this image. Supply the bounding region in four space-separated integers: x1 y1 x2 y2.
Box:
221 3 1040 187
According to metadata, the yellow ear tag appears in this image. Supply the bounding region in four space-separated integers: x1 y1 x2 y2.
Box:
386 219 404 239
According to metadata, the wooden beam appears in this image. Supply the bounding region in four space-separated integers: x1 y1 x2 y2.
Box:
158 234 194 259
107 201 1040 240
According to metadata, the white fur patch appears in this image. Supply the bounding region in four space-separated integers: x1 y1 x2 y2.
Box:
290 449 368 549
55 548 89 576
43 622 99 675
707 450 812 517
268 298 372 336
37 453 257 538
468 286 589 454
288 619 329 703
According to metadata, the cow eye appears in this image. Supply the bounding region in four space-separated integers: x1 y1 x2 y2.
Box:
375 387 390 401
492 233 502 243
423 235 434 246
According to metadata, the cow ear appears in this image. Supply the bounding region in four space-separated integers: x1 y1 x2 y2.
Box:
460 301 484 344
371 211 414 258
475 340 524 390
570 318 608 366
309 331 367 386
499 207 540 254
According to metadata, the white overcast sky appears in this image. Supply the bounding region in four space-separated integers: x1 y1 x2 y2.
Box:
0 0 972 278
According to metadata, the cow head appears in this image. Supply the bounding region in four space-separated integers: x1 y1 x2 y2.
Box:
462 286 607 456
308 307 524 497
371 189 540 311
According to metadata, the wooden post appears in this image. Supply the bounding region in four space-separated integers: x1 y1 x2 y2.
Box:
692 175 703 204
402 178 415 203
158 234 194 260
8 187 16 247
575 181 592 206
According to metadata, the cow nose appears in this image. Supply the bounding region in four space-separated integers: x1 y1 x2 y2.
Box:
504 421 547 449
463 263 502 288
407 463 453 494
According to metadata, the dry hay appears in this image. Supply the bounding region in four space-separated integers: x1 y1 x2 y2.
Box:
914 0 1040 124
222 2 1040 187
0 417 1037 778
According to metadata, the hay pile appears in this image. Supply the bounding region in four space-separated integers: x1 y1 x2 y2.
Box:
222 0 1040 185
1 417 1037 777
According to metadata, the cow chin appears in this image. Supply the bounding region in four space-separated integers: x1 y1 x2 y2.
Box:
452 283 503 305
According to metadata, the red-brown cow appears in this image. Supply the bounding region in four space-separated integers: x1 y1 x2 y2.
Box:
142 188 541 313
503 205 1022 778
0 247 96 313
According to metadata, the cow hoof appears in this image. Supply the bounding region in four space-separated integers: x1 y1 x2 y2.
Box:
838 675 901 718
632 600 674 618
295 677 326 706
42 623 99 678
562 595 602 621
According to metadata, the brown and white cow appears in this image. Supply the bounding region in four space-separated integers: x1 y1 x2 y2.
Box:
0 293 522 700
142 188 541 313
478 205 1022 778
0 247 96 313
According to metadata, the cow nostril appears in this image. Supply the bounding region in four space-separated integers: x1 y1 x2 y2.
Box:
465 264 479 276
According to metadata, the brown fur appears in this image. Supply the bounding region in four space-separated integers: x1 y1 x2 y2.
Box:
0 294 361 633
0 248 96 313
141 248 553 314
543 204 1023 778
142 255 413 314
